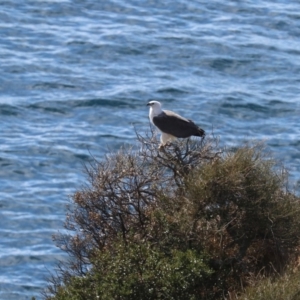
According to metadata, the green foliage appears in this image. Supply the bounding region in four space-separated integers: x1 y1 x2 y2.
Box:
185 144 300 262
53 239 211 300
45 134 300 300
180 143 300 294
238 268 300 300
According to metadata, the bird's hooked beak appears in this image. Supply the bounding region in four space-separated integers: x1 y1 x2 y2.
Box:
146 102 151 106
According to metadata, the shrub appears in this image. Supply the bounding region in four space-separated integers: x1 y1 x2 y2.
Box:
52 238 212 300
237 267 300 300
182 143 300 294
45 132 300 299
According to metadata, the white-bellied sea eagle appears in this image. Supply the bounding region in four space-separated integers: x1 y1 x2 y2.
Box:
147 100 205 148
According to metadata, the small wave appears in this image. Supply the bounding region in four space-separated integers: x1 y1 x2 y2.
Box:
156 87 189 94
71 98 131 108
221 101 268 114
0 104 20 116
31 82 77 90
27 101 68 115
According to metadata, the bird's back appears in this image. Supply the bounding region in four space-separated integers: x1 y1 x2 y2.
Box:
153 110 205 138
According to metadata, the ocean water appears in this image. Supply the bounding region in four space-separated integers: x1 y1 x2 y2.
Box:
1 0 300 299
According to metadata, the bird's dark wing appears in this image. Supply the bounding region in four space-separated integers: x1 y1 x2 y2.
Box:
152 110 205 138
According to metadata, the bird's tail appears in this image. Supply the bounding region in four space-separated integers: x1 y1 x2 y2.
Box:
195 127 205 137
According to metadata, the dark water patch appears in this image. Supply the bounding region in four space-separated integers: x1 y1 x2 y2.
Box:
71 98 134 108
0 104 21 116
267 102 295 116
290 140 300 147
220 101 268 114
74 153 91 161
156 87 189 95
99 134 129 139
117 45 145 56
0 157 14 168
26 100 71 115
31 82 78 90
210 58 238 71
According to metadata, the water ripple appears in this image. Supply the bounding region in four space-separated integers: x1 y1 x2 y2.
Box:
1 0 300 298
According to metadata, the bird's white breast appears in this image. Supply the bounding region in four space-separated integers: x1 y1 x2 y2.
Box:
149 106 162 124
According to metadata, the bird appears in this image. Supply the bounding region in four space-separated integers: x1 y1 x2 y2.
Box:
147 100 205 148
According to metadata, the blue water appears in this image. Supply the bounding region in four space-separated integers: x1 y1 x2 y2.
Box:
1 1 300 299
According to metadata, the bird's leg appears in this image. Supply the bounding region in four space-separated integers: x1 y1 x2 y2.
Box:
158 143 165 150
159 135 167 150
159 141 174 150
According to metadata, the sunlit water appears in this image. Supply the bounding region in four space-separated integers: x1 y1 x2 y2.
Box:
1 1 300 299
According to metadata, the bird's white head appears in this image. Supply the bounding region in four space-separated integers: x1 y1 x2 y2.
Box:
147 100 162 118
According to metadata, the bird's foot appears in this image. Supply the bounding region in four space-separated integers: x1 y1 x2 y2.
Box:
158 144 165 151
159 142 173 150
